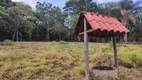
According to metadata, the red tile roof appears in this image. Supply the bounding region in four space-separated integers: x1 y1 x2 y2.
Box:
74 12 130 37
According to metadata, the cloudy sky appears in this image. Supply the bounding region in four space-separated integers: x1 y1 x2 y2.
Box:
12 0 137 9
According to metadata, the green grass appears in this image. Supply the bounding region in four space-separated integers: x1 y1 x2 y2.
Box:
0 42 142 80
59 41 69 48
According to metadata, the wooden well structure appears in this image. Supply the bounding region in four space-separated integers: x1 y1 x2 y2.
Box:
74 12 130 76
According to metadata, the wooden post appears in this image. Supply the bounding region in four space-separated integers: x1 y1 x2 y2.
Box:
112 35 118 68
84 18 89 76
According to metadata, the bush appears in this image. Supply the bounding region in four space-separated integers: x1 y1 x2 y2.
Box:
3 39 13 45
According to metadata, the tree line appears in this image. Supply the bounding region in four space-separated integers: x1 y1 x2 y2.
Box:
0 0 142 42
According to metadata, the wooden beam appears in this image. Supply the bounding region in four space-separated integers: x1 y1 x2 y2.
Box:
84 18 89 76
112 35 118 68
79 29 94 35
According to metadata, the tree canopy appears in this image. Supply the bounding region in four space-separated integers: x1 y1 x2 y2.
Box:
0 0 142 42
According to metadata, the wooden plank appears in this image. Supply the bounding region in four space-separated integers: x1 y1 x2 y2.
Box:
79 29 94 35
112 35 118 68
84 18 89 76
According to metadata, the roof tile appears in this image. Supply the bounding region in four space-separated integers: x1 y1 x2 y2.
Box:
75 12 130 37
92 13 101 22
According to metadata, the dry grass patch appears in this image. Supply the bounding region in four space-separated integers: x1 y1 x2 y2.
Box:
0 42 142 80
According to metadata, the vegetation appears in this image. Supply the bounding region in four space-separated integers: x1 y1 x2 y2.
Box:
0 42 142 80
0 0 142 79
0 0 141 42
3 39 13 45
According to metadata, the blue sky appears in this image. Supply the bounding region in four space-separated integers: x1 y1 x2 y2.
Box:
12 0 137 9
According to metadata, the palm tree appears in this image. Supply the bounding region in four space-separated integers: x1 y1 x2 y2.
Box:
119 0 142 42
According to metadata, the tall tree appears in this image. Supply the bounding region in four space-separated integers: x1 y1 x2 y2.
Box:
0 0 15 40
34 2 69 41
64 0 99 41
64 0 98 15
7 2 33 41
119 0 142 42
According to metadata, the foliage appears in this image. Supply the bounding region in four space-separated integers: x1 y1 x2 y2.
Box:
64 0 99 15
3 39 13 45
32 2 69 41
0 0 142 42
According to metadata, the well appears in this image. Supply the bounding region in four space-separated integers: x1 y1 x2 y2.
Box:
92 66 118 80
74 12 130 76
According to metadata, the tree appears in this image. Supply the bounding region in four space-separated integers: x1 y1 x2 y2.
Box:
129 10 142 41
36 2 54 40
63 0 99 41
34 2 69 41
7 2 33 41
0 0 141 42
98 2 121 16
0 0 14 40
119 0 142 42
0 0 16 8
64 0 98 15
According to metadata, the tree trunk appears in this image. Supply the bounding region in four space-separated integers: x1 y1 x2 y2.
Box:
70 30 72 40
46 27 49 40
16 31 18 42
78 36 81 42
12 30 16 41
122 15 128 43
124 33 127 42
12 22 19 41
58 35 60 41
19 32 22 41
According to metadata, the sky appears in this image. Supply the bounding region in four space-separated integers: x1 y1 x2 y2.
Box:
12 0 137 9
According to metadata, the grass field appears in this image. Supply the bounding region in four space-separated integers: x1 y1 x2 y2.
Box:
0 42 142 80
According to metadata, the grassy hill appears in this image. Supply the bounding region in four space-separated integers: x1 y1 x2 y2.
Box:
0 42 142 80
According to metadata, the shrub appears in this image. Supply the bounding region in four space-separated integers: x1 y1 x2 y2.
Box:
3 39 13 46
